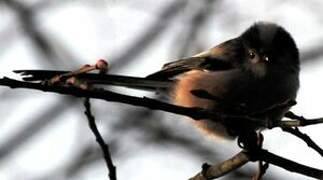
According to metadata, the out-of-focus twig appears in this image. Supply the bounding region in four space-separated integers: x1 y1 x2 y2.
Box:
83 98 116 180
0 97 76 160
1 0 80 68
109 0 188 72
2 0 56 60
301 44 323 64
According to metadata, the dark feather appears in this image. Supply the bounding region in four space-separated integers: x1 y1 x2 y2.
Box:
146 56 233 80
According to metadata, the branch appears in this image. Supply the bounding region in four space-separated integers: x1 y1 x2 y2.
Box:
189 151 249 180
2 76 321 130
190 149 323 180
255 149 323 179
84 98 116 180
282 127 323 157
0 77 266 126
1 77 323 179
281 111 323 127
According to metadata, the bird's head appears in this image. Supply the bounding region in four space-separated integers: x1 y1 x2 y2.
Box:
239 22 300 77
190 22 299 79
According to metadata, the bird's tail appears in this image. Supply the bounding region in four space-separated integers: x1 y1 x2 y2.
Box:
14 70 174 91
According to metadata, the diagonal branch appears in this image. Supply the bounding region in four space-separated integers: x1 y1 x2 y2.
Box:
255 149 323 179
190 149 323 180
1 77 323 179
2 76 322 130
83 98 116 180
0 77 266 126
189 151 249 180
282 127 323 157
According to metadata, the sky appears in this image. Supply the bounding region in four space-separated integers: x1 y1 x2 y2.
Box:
0 0 323 180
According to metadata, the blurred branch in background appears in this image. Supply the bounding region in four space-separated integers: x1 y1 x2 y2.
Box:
0 0 323 180
109 0 188 72
301 43 323 64
0 0 235 179
0 97 77 160
174 0 218 58
1 0 81 68
2 0 60 64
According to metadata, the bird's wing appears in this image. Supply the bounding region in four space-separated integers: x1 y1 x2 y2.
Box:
15 45 235 89
146 53 234 80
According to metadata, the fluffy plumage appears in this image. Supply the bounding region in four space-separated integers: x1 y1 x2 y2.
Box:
15 22 300 139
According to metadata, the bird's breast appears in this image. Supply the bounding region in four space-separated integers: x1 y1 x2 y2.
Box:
172 69 242 110
172 70 229 109
171 70 242 139
170 69 298 139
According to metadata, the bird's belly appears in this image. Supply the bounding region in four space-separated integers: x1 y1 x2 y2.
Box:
172 70 229 109
171 70 236 139
171 70 297 139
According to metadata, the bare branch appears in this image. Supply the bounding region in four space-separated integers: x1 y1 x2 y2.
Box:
83 98 116 180
282 127 323 157
281 111 323 127
1 77 323 179
190 149 323 180
0 77 266 126
189 151 249 180
255 149 323 179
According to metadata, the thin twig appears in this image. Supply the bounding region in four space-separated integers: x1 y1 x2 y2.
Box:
254 149 323 179
83 98 116 180
282 127 323 157
277 119 323 128
281 111 323 127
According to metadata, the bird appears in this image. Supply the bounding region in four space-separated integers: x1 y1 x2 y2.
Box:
15 22 300 140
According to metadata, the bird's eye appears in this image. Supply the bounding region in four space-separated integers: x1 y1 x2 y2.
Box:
248 50 256 59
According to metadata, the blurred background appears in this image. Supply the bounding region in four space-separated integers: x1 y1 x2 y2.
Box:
0 0 323 179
